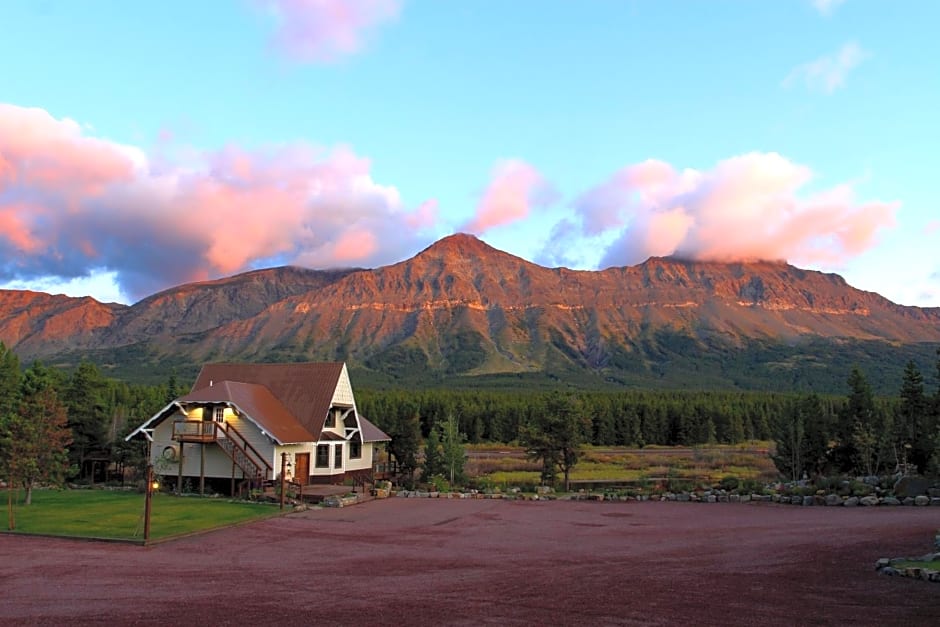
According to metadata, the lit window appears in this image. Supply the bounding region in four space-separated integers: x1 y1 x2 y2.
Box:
214 407 224 423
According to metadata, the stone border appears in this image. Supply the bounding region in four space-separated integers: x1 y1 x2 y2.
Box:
876 552 940 583
384 488 940 505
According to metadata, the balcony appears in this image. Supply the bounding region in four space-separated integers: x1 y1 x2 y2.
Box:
172 420 219 443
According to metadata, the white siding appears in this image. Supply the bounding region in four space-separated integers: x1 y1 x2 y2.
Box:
346 442 373 471
275 443 315 482
148 406 277 481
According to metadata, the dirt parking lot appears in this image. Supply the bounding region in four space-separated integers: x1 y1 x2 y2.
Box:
1 499 937 626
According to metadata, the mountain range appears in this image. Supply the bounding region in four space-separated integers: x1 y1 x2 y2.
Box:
2 233 938 392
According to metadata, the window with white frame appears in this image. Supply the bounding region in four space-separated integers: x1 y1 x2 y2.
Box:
316 444 329 468
214 407 225 423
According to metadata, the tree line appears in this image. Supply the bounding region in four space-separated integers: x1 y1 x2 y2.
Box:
2 339 937 500
0 343 183 502
361 352 940 484
771 359 940 480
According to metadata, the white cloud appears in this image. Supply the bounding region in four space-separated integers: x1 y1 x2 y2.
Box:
812 0 846 16
783 42 869 93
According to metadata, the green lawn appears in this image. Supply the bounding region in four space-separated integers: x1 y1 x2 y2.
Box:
4 489 280 542
893 560 939 570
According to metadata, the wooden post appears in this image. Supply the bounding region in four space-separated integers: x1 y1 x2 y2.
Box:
279 452 287 511
7 475 13 531
231 457 236 497
177 443 184 495
143 464 154 542
199 444 205 495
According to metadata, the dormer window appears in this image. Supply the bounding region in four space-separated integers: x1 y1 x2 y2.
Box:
214 407 225 423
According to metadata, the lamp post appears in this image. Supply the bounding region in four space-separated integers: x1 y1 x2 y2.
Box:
136 429 161 543
279 452 292 511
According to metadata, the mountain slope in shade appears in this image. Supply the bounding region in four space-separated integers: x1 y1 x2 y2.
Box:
0 233 938 389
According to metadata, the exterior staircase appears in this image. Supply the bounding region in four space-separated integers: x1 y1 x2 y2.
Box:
172 420 273 497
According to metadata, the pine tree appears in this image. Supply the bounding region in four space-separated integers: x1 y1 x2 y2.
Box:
520 393 589 491
387 411 421 488
896 360 929 473
422 425 444 480
0 342 21 418
63 361 108 479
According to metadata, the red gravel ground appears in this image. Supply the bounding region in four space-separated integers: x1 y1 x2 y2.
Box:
1 500 937 626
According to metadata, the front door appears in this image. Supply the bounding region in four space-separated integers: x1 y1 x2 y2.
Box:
294 453 310 485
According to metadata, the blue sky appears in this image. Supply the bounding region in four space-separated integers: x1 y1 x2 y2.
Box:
0 0 937 306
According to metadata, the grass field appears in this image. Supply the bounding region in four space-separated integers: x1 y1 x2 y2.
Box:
3 489 280 541
468 442 779 491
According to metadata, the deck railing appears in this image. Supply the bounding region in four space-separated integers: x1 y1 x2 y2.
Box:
171 420 273 478
172 420 216 441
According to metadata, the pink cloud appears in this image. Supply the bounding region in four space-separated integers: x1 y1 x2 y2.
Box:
567 152 898 269
926 220 940 235
464 160 557 234
0 104 137 194
0 103 435 301
258 0 400 63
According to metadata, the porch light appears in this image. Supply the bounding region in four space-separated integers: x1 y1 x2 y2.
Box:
151 479 160 491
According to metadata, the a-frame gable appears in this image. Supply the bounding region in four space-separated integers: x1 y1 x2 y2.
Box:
330 363 356 408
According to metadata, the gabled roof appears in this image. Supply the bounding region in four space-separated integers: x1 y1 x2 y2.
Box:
359 415 391 442
177 380 314 444
192 362 347 437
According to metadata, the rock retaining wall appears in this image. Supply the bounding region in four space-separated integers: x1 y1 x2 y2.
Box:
876 554 940 583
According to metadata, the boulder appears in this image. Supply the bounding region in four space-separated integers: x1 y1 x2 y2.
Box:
860 496 880 507
880 497 901 506
802 496 814 507
901 497 915 506
825 494 843 506
844 496 859 507
894 476 931 498
790 495 803 505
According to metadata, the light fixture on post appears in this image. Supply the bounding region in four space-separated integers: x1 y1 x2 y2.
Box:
143 463 158 542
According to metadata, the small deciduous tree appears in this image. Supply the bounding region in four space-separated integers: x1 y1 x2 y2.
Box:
0 369 72 506
440 414 466 485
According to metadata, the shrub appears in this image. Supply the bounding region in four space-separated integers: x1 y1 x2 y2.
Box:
718 476 739 491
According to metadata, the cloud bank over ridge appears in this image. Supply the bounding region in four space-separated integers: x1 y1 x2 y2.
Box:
0 104 898 304
0 103 433 301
